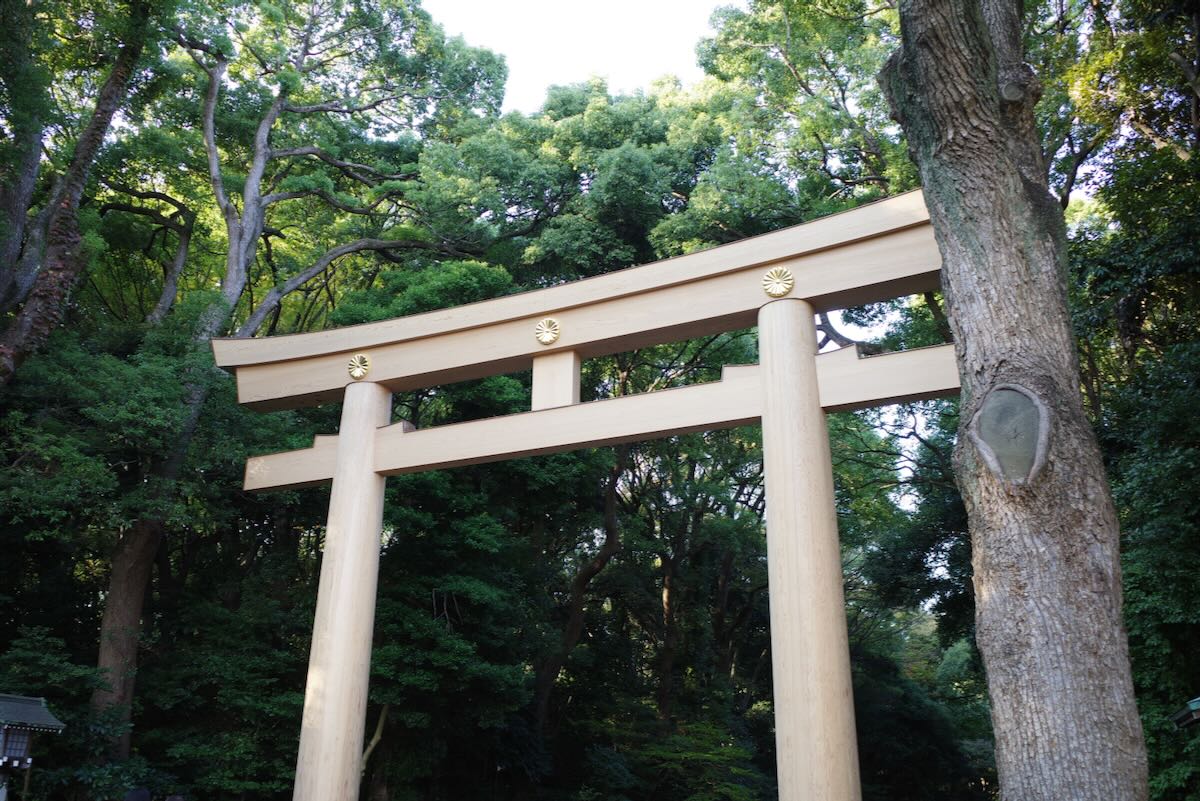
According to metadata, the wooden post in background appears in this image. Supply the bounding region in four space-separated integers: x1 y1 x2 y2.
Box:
758 298 862 801
293 381 392 801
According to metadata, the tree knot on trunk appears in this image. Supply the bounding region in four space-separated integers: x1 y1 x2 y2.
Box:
966 382 1050 486
997 62 1042 108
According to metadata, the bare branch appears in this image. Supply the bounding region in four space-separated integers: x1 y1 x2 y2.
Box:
360 704 389 775
102 181 191 214
100 202 183 231
97 187 196 324
270 146 417 184
283 96 398 115
260 189 387 215
236 238 449 337
1126 112 1191 161
817 312 859 347
1056 129 1105 208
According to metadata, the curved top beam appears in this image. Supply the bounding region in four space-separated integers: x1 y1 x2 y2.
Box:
213 191 931 368
213 191 939 410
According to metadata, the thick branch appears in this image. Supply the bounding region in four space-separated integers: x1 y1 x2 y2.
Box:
197 54 235 220
1168 51 1200 100
817 312 858 347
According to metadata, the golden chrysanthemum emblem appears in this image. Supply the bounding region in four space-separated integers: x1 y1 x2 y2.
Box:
534 317 561 346
762 266 795 298
347 353 371 380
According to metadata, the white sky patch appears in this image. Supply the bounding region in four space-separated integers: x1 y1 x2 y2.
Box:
422 0 732 114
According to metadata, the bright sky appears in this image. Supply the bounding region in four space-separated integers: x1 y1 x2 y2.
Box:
422 0 732 114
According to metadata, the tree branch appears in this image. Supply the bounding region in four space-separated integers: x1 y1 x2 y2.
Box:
102 181 191 214
100 202 183 231
269 146 417 184
283 96 398 114
235 238 448 337
360 704 389 775
196 53 235 220
817 312 859 347
1168 51 1200 101
260 189 387 215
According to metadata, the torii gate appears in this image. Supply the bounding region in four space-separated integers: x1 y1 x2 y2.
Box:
212 189 960 801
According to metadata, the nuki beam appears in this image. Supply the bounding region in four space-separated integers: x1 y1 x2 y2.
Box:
212 191 939 409
242 344 960 492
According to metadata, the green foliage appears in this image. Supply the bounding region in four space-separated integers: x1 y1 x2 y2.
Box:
332 260 513 325
1104 343 1200 800
4 1 1197 799
699 0 916 195
632 722 766 800
0 628 165 800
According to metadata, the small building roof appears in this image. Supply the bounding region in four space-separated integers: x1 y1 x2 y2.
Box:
1172 697 1200 729
0 694 66 732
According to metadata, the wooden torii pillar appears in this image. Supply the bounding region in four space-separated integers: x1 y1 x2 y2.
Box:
212 190 959 801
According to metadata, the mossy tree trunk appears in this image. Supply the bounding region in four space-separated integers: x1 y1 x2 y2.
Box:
880 1 1148 798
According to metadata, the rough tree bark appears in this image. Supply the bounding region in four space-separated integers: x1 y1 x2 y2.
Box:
880 1 1148 798
90 519 164 757
0 0 46 311
0 0 153 385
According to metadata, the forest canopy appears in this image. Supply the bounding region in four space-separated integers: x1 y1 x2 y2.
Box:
0 0 1197 799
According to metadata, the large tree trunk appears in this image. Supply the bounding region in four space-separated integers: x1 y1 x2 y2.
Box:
0 0 152 385
880 1 1148 799
87 34 289 759
90 518 163 759
91 382 208 759
0 0 46 311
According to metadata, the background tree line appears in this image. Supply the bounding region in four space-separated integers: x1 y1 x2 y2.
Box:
0 0 1196 798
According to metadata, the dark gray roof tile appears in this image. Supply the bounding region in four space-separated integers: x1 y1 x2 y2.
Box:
0 694 66 732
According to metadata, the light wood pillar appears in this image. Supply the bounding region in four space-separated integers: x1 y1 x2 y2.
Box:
758 298 861 801
294 381 392 801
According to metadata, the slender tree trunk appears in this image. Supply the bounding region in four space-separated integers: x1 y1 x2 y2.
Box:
0 0 152 385
712 551 737 677
712 551 762 680
880 1 1148 798
655 559 678 727
531 452 626 734
146 212 194 324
